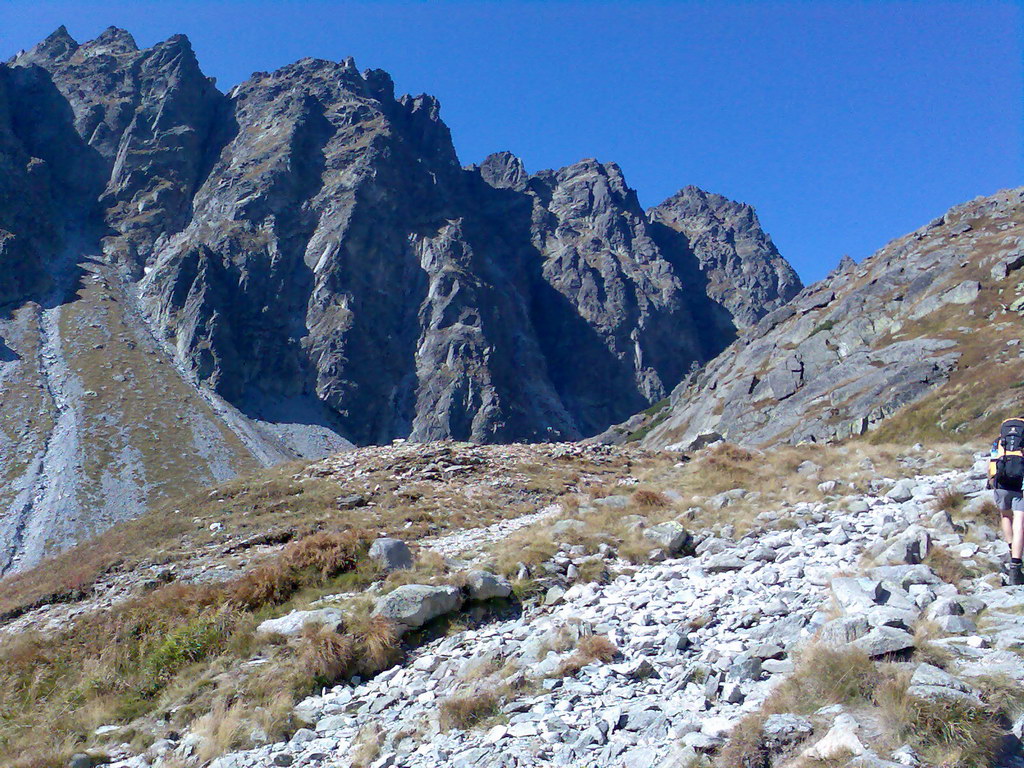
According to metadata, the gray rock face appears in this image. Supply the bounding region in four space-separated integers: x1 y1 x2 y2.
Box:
642 521 691 555
0 26 802 567
465 570 512 601
640 187 1024 449
648 186 802 330
256 608 344 637
1 28 802 447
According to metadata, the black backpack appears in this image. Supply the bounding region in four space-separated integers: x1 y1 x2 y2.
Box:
995 418 1024 491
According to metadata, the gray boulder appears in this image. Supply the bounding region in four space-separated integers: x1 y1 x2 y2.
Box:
762 713 814 747
906 663 983 705
465 570 512 601
373 585 463 629
368 538 414 572
850 626 915 658
886 479 916 503
642 521 691 555
819 615 871 646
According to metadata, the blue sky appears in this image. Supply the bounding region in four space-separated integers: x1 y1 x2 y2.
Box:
2 1 1020 283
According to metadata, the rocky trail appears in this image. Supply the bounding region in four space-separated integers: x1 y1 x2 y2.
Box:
94 451 1024 768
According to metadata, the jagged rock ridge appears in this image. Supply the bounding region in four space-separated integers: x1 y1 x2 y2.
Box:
638 187 1024 449
0 26 800 569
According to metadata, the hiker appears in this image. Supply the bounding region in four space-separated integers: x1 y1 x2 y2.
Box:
989 417 1024 585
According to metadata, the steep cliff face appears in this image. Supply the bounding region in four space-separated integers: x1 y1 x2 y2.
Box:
640 187 1024 449
0 26 802 569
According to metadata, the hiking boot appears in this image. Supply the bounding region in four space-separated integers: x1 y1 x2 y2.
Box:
1006 561 1024 586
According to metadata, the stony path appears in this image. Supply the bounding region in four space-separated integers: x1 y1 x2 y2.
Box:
145 456 1024 768
420 503 562 563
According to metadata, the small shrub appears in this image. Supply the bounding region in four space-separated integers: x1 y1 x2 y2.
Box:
143 610 234 691
439 691 501 731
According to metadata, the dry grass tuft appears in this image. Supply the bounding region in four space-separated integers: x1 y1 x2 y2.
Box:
972 672 1024 717
713 712 769 768
350 615 403 676
194 700 250 762
764 644 880 715
439 691 501 731
935 488 967 515
876 675 1004 768
231 563 300 610
721 638 1017 768
924 545 974 587
300 626 356 683
632 489 668 508
283 530 366 579
349 724 382 768
555 634 619 677
231 530 370 609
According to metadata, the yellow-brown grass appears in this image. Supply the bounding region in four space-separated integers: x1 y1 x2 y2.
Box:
765 645 880 715
719 640 1018 768
300 626 356 683
0 529 378 767
924 545 975 587
555 634 619 677
439 691 501 731
632 489 668 508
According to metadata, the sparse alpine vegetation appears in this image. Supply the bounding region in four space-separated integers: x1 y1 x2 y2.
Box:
3 438 1023 768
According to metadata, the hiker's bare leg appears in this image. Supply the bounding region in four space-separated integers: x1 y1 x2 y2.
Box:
1002 510 1014 547
1014 509 1024 560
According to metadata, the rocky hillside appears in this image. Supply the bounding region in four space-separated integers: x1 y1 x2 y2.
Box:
624 187 1024 449
0 26 800 571
1 439 1022 768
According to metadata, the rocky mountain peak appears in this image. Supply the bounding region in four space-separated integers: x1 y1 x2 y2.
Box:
12 26 77 65
83 26 139 56
476 151 528 191
649 184 802 329
0 25 806 570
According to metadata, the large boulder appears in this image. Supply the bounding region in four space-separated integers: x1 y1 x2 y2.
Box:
849 626 915 658
885 479 917 503
373 585 463 629
369 538 414 572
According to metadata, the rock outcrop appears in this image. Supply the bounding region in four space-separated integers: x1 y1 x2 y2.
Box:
638 187 1024 448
